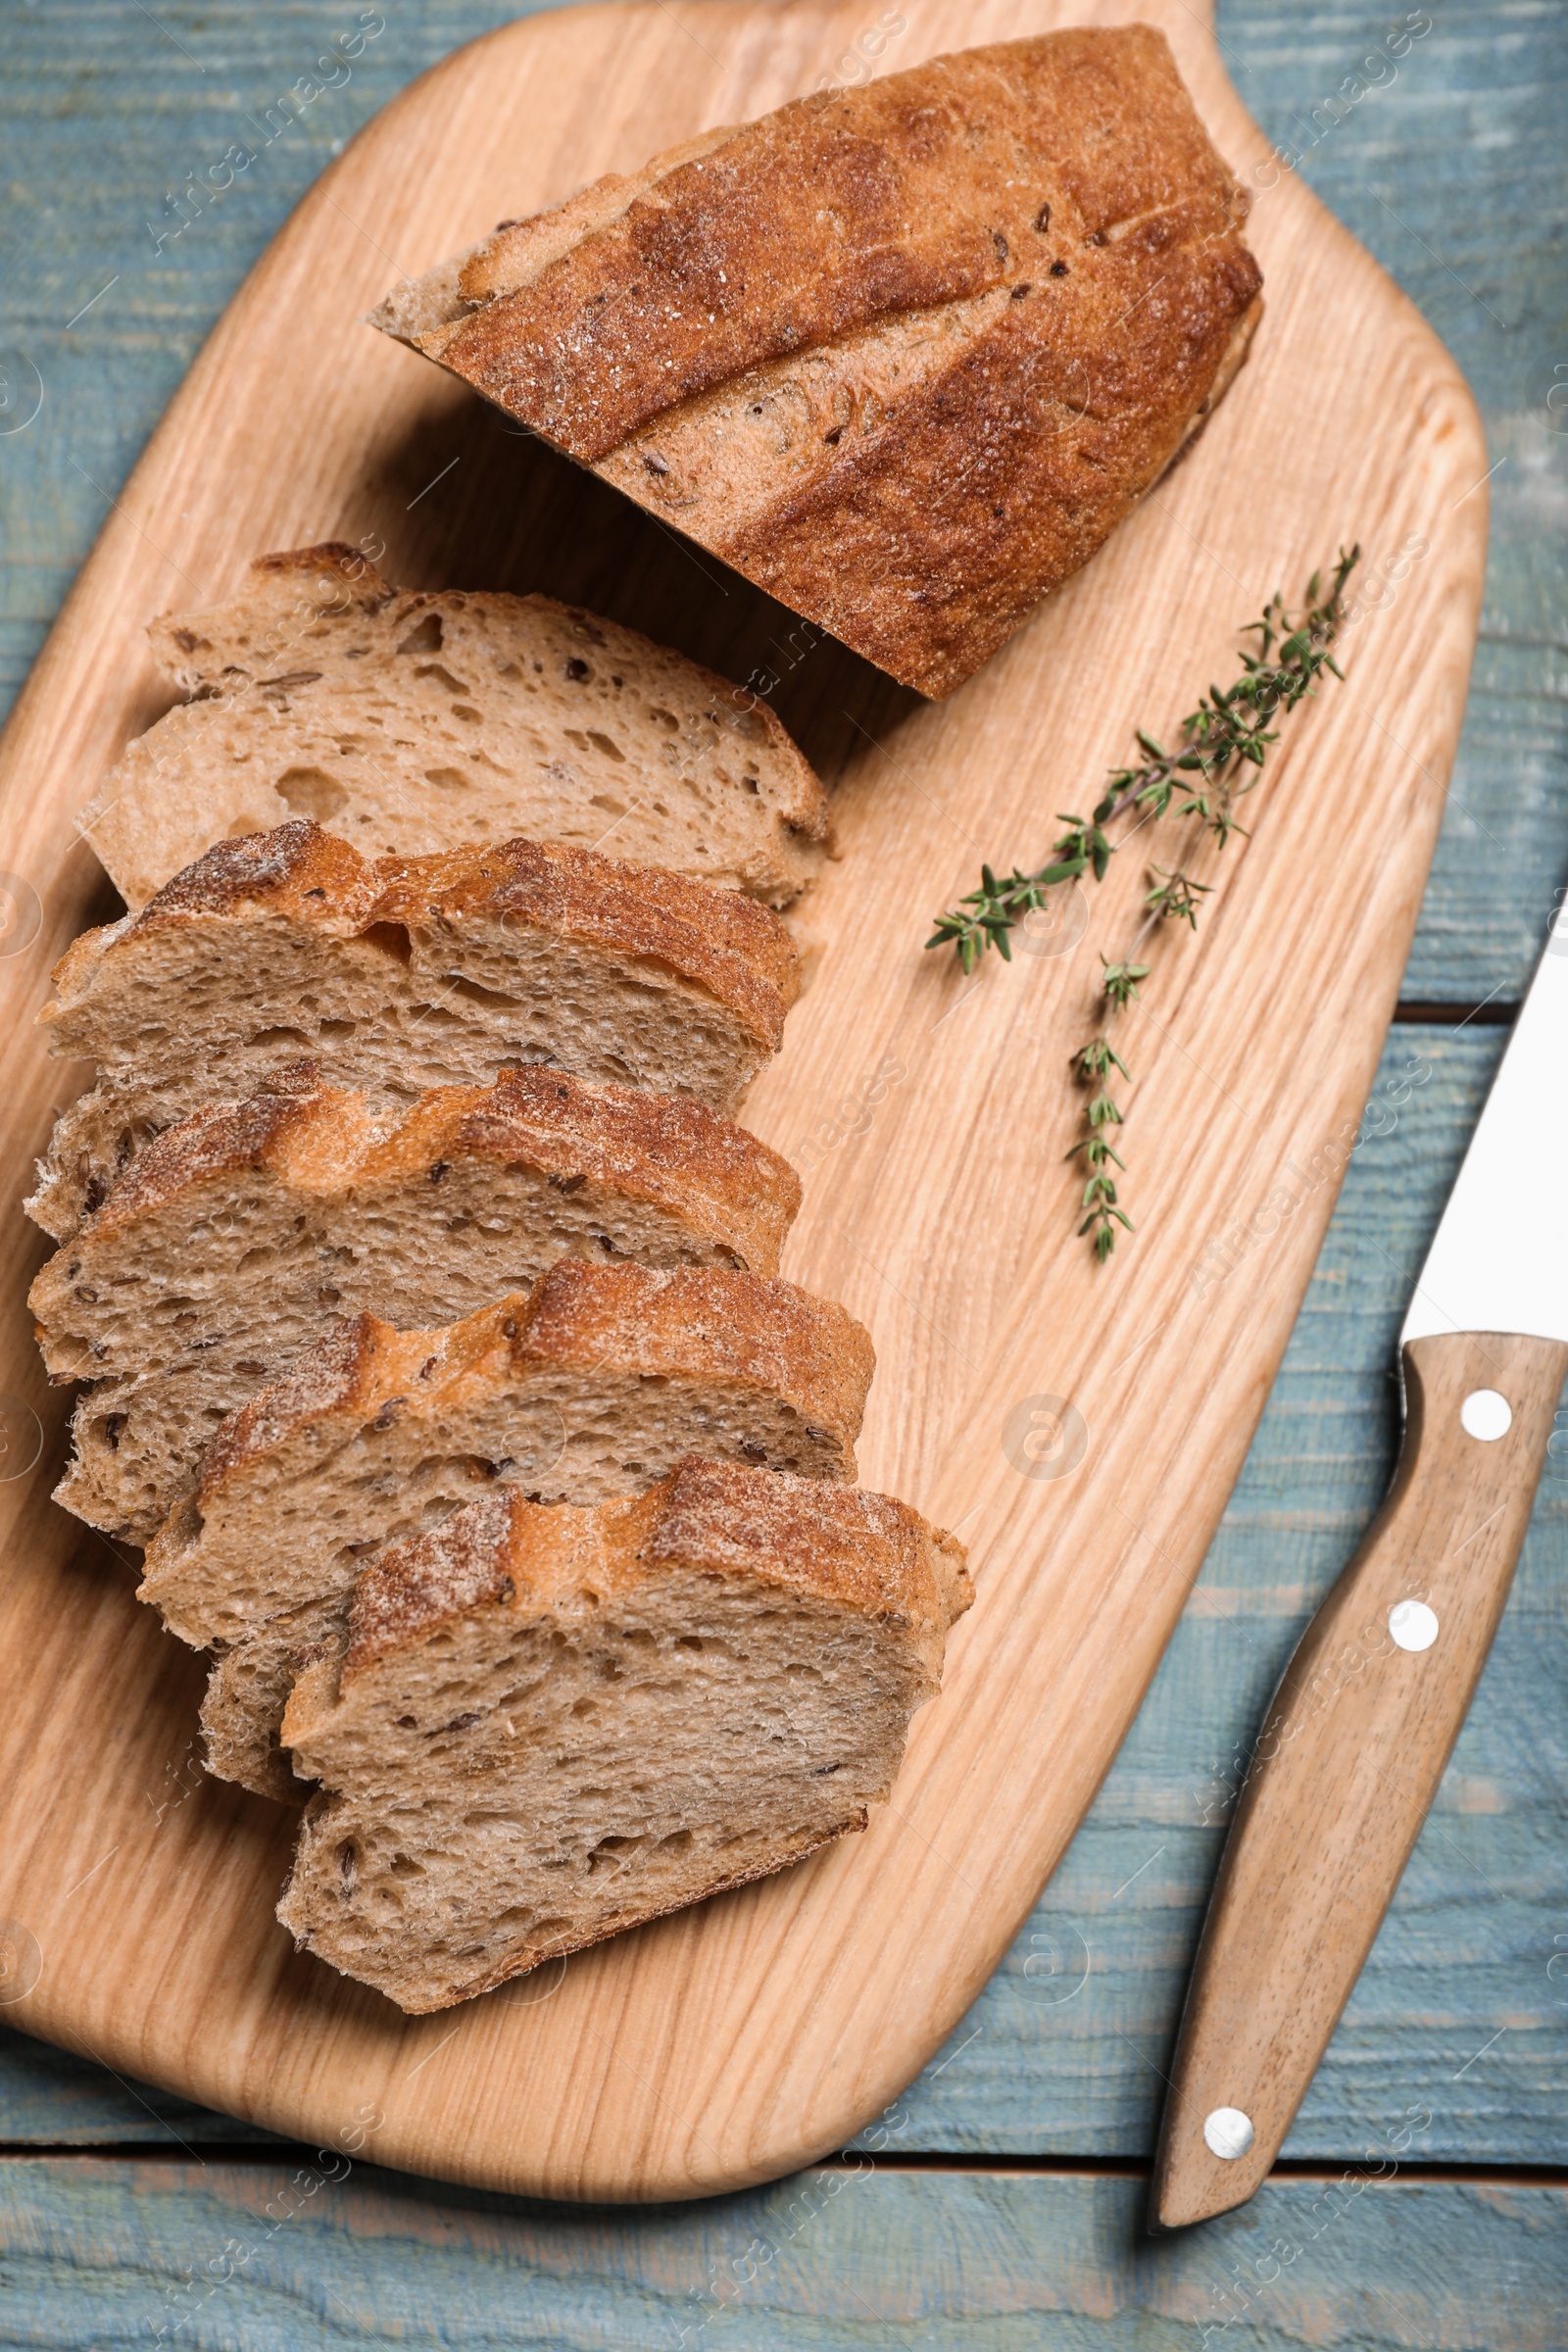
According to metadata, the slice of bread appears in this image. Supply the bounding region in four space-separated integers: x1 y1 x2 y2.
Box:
77 546 829 908
372 29 1261 698
30 1068 800 1543
276 1456 971 2011
138 1260 875 1799
30 819 800 1239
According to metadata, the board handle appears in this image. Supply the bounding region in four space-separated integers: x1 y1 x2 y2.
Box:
1152 1328 1568 2229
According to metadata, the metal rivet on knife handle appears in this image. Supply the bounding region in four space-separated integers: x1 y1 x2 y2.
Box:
1389 1599 1440 1652
1152 1329 1568 2230
1202 2108 1254 2160
1155 916 1568 2230
1460 1388 1512 1441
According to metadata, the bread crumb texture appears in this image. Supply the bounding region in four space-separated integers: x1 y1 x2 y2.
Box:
78 546 828 906
135 1263 876 1802
29 1070 802 1542
277 1457 970 2010
30 817 800 1239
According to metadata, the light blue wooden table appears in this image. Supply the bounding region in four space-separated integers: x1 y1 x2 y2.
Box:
1 1 1564 2340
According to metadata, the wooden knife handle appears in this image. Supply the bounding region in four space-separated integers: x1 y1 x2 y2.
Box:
1152 1328 1568 2229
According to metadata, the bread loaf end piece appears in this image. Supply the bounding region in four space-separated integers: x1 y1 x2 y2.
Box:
378 29 1262 698
277 1459 970 2009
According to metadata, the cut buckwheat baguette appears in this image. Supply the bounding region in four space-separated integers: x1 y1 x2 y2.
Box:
30 1068 800 1543
30 819 799 1239
139 1259 875 1799
276 1456 971 2010
372 29 1262 698
77 546 829 908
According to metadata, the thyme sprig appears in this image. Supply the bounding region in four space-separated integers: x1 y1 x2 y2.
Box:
927 550 1359 1259
1067 961 1146 1255
926 548 1360 974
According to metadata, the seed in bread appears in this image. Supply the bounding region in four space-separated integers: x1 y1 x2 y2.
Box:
30 1068 801 1543
276 1456 971 2011
372 29 1263 699
30 818 800 1240
77 546 829 908
138 1260 875 1799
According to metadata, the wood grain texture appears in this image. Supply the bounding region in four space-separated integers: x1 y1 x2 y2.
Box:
1154 1326 1568 2226
891 1025 1568 2167
1215 1 1568 1008
5 1036 1566 2173
0 0 1489 2201
3 2158 1566 2349
0 3 1563 2332
3 0 1559 1009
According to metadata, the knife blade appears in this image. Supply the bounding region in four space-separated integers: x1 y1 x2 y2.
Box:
1151 917 1568 2230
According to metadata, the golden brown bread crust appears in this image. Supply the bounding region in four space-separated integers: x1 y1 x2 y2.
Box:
76 1081 344 1234
340 1455 971 1678
379 30 1262 698
64 1066 800 1278
185 1260 875 1506
120 821 378 931
709 247 1262 696
186 1307 446 1498
426 78 1013 462
46 820 800 1060
42 824 376 1042
373 835 799 1050
450 125 744 312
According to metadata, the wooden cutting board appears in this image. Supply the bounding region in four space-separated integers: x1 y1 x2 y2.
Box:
0 0 1485 2201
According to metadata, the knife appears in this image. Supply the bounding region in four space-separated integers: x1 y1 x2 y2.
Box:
1151 919 1568 2229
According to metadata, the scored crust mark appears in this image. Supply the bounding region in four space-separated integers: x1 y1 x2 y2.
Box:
30 820 803 1243
275 1460 969 2010
77 557 829 909
372 29 1263 700
704 239 1262 698
367 124 748 347
417 80 1019 464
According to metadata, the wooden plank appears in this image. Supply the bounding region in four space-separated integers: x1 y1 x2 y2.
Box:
883 1026 1568 2165
0 0 1561 2206
0 2159 1564 2347
0 0 1560 2320
3 0 1559 1005
1216 0 1568 1005
0 0 1488 2199
5 1031 1563 2166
